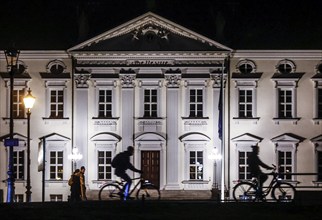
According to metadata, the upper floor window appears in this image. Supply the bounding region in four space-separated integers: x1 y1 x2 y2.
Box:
276 59 295 74
47 60 66 75
237 60 256 74
98 89 112 118
278 89 293 118
189 89 203 117
13 88 25 118
144 89 157 117
238 89 253 118
50 89 64 118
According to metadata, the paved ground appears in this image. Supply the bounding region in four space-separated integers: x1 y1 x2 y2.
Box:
0 200 322 220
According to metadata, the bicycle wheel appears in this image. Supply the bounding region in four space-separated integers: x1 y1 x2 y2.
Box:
233 182 257 202
136 184 161 200
271 182 296 202
99 183 122 200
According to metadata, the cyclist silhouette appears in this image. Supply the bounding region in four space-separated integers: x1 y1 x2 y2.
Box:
111 146 143 199
248 145 274 198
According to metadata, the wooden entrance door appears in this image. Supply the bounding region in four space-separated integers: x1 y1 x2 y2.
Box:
141 151 160 188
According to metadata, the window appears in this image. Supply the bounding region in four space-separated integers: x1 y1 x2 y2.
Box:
271 133 303 182
238 89 253 118
318 88 322 119
238 151 251 180
98 89 112 118
189 151 203 180
98 150 112 180
49 151 64 180
189 89 203 117
278 89 293 118
15 194 24 203
50 90 64 118
13 150 25 180
13 88 25 118
277 60 295 74
144 89 157 117
239 63 253 74
278 151 293 180
50 194 63 202
318 151 322 181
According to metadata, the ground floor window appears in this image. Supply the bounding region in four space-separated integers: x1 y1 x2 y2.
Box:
278 151 293 180
189 151 203 180
50 194 63 202
238 151 251 180
98 150 112 180
13 150 25 180
49 151 64 180
15 194 24 202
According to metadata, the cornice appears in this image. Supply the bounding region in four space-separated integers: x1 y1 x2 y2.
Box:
0 50 69 60
232 50 322 60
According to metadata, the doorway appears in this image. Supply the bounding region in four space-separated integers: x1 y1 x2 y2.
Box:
141 151 160 188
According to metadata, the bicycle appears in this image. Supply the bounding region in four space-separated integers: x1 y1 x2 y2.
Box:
98 175 161 201
233 165 296 202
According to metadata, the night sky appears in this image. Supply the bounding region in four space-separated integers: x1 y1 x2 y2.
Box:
1 0 322 50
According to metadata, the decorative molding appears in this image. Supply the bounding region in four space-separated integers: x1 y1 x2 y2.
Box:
75 73 91 88
164 74 181 88
119 74 136 88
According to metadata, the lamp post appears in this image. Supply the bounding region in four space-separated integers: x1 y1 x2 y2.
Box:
208 148 222 200
68 148 83 171
23 88 35 202
4 48 20 203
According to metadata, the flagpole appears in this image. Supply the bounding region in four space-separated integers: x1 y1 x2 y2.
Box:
220 58 225 201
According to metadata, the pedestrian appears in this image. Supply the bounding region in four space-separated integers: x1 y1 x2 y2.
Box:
111 146 143 200
69 169 81 202
80 166 87 200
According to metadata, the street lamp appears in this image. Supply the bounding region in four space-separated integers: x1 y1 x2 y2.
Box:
208 147 222 200
68 148 83 171
23 88 35 202
4 47 20 203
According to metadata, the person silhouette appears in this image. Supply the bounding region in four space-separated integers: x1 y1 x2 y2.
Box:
111 146 143 200
248 145 274 198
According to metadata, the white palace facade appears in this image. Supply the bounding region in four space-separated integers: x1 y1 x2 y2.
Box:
0 12 321 202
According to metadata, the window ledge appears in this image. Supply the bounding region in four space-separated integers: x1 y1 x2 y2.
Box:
137 117 165 120
42 117 70 120
92 117 120 120
312 181 322 186
2 117 27 125
313 118 322 125
42 117 70 125
273 117 301 125
182 117 209 120
233 117 260 124
182 180 210 184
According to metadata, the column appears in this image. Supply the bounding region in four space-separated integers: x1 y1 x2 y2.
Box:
165 73 181 190
120 73 136 151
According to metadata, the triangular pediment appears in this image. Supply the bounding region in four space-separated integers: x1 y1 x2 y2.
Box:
311 134 322 143
271 133 305 143
39 133 70 141
68 12 231 52
231 133 263 143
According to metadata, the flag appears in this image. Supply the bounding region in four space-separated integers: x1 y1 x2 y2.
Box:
218 57 229 140
218 83 223 140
